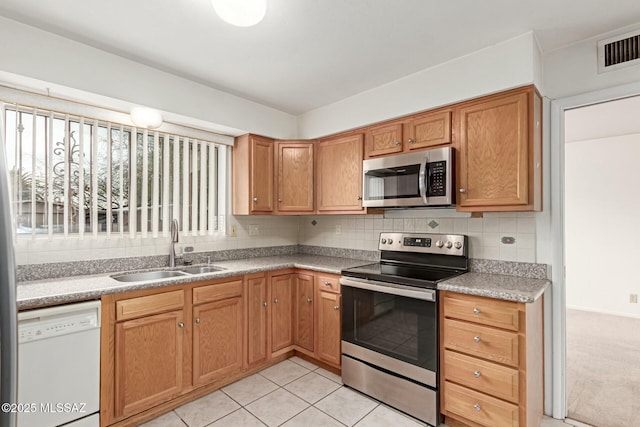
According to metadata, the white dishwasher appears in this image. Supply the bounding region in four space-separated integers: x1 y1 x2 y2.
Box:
18 300 100 427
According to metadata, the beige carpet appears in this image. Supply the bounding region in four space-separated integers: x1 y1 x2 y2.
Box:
566 309 640 427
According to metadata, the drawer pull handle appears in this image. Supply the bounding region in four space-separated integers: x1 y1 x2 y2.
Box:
324 282 332 287
474 336 481 343
474 370 481 378
473 308 481 315
474 403 481 412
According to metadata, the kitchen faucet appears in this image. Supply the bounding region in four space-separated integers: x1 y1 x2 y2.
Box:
169 219 179 267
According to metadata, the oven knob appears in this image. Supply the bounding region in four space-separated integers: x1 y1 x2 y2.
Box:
446 241 453 249
388 239 393 244
454 241 462 249
435 240 444 248
381 238 387 244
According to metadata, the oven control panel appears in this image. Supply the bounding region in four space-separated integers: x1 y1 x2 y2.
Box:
378 232 466 255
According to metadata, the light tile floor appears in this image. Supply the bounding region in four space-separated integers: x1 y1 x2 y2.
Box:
140 356 580 427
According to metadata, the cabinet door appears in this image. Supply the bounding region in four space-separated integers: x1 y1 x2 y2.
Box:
317 134 364 212
407 110 451 150
193 297 243 386
271 273 294 352
294 274 315 352
275 141 314 213
317 291 341 367
114 310 184 418
458 92 529 207
246 276 269 367
365 122 403 157
251 136 274 212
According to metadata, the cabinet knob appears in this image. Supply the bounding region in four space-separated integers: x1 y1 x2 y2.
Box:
459 188 466 193
473 308 481 315
253 197 258 202
357 196 362 201
333 306 340 311
262 301 267 307
474 403 481 412
474 370 481 378
178 322 184 328
474 336 481 343
307 298 313 303
278 198 282 203
408 138 415 144
324 282 332 287
273 298 279 304
395 141 401 146
195 318 200 324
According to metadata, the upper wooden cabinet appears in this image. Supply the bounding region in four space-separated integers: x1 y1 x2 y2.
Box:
316 134 364 212
365 109 452 158
456 86 542 211
232 134 274 214
275 141 314 214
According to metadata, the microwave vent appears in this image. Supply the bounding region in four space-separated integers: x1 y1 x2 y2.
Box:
598 30 640 73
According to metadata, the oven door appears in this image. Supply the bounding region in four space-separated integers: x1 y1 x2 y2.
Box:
340 277 438 388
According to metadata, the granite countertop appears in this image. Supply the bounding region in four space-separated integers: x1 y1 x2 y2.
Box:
16 255 370 309
438 272 550 303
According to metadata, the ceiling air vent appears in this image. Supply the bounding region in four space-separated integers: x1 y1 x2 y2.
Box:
598 29 640 73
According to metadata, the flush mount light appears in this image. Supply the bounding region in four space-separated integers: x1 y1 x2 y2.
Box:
130 107 163 129
211 0 267 27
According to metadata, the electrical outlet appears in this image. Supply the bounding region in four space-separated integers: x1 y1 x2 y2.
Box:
630 294 638 304
249 224 259 236
335 225 342 235
229 224 237 237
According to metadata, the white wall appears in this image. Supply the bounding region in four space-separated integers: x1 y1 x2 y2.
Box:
297 32 541 139
299 210 538 263
0 16 298 139
565 133 640 318
544 23 640 100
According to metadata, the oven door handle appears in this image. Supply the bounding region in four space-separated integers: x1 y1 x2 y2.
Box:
340 277 436 302
419 156 428 203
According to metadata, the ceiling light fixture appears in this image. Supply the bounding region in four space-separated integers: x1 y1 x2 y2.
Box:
130 107 163 129
211 0 267 27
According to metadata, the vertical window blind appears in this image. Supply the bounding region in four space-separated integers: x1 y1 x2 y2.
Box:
1 102 227 240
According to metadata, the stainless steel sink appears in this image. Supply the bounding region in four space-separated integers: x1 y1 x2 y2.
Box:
178 266 225 275
112 270 188 282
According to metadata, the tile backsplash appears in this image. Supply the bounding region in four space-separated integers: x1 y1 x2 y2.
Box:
298 210 538 263
16 209 538 265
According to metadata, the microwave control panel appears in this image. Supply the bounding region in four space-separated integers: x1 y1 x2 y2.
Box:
427 161 446 197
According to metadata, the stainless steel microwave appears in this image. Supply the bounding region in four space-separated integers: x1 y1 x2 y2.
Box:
362 147 454 208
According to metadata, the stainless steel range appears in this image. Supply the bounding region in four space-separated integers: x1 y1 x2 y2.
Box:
340 232 468 427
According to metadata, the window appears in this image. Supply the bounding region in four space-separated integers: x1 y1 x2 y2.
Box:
1 103 227 239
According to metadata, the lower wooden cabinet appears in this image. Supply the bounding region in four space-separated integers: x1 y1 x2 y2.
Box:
271 272 294 352
294 273 315 352
246 274 269 368
101 270 343 427
114 309 185 419
440 291 543 427
193 297 243 386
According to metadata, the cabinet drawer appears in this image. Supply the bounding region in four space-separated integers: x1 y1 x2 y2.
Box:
116 290 184 321
444 294 519 331
444 350 519 403
444 381 519 427
193 280 243 305
443 319 519 367
317 275 340 294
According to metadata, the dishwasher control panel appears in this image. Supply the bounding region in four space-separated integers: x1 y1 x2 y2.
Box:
18 301 100 344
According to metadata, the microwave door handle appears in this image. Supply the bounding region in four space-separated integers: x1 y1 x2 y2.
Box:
419 157 428 203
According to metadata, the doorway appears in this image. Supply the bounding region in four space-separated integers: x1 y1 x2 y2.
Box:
562 95 640 426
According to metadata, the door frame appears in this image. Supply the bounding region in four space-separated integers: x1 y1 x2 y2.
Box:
549 80 640 419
